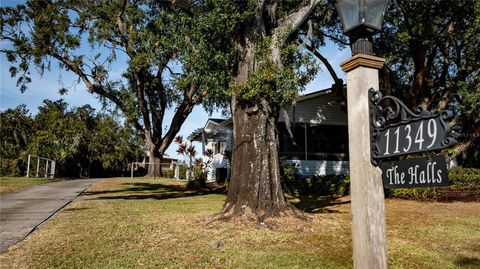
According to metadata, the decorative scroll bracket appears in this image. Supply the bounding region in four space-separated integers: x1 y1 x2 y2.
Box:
368 88 456 166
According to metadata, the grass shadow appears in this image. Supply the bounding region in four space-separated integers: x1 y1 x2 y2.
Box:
85 181 225 201
454 256 480 268
63 207 91 212
290 195 350 214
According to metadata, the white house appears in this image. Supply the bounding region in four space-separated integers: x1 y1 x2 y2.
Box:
190 118 233 182
191 88 349 181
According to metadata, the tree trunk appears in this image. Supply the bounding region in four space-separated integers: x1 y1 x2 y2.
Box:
222 97 291 220
146 148 163 178
219 2 322 220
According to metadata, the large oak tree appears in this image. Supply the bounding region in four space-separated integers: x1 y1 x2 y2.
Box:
175 0 326 219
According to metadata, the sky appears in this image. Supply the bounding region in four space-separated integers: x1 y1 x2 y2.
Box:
0 0 350 161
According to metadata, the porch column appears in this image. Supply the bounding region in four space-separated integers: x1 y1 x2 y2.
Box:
202 130 206 155
304 122 308 160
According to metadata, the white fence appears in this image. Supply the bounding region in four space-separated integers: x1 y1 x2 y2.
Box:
26 155 56 178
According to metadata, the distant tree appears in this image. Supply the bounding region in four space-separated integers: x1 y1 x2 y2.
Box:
27 100 93 176
0 99 144 177
0 105 33 176
87 114 145 177
0 0 226 177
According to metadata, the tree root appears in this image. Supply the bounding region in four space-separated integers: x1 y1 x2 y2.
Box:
204 204 312 230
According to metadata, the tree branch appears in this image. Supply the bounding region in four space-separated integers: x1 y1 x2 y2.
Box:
300 39 346 112
114 1 137 58
447 126 480 162
50 51 95 93
270 0 321 65
133 71 153 144
273 0 322 41
117 0 128 33
49 50 145 140
165 65 184 77
301 40 340 83
150 59 172 140
159 84 203 154
320 31 350 46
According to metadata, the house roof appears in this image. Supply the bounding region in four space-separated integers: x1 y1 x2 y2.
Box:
204 118 227 129
188 118 231 142
297 88 334 102
208 118 225 124
144 151 178 161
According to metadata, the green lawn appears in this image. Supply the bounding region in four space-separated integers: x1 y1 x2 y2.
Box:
0 178 478 268
0 177 60 195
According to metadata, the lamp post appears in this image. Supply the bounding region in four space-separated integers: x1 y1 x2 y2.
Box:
336 0 389 268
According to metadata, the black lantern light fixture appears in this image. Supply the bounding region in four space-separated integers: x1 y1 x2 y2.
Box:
335 0 389 55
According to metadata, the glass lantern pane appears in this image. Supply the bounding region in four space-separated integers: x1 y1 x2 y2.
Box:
365 0 388 30
336 0 360 32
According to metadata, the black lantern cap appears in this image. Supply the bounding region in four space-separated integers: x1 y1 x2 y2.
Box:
336 0 389 39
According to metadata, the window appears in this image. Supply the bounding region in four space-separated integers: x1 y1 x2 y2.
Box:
278 122 349 160
307 124 349 159
278 123 305 160
214 142 222 155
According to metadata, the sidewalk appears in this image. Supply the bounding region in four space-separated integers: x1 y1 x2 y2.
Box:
0 178 97 253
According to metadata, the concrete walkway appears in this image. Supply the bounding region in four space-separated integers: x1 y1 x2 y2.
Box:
0 179 97 253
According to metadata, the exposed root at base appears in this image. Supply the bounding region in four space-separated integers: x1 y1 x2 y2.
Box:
204 204 312 230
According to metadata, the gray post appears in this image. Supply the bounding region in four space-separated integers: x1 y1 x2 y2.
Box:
26 155 31 178
36 157 40 178
188 150 193 180
341 54 388 269
45 160 49 178
131 163 134 179
50 161 56 178
174 162 180 180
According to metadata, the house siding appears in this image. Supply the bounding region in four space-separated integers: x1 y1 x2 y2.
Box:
204 140 231 181
279 93 347 125
278 92 349 176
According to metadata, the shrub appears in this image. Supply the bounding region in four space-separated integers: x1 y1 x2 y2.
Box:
448 167 480 190
186 167 206 189
387 188 436 201
280 162 350 196
163 169 174 179
0 158 23 176
133 166 148 177
178 165 187 180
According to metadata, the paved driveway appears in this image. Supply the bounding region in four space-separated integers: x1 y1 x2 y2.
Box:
0 178 97 253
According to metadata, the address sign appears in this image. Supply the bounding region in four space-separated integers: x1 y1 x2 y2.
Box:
369 88 456 163
376 115 450 157
380 155 449 189
368 88 456 189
